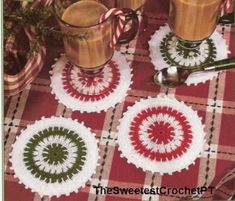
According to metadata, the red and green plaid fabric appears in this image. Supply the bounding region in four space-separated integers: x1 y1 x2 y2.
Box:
4 0 235 200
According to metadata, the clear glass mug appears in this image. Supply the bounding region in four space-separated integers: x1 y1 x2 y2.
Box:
168 0 233 49
99 0 147 43
53 0 138 74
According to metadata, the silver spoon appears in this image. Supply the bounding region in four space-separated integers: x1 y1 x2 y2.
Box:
154 58 235 88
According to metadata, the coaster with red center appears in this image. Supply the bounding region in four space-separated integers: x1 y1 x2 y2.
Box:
50 51 132 113
118 96 205 174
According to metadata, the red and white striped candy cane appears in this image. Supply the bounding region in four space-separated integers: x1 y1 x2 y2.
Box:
221 0 233 16
99 8 126 48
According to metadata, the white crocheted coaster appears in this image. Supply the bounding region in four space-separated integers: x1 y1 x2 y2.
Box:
10 116 99 198
149 25 230 86
50 51 132 113
118 95 205 174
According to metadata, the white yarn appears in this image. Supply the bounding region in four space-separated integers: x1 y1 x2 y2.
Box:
11 116 99 197
50 51 132 113
117 95 205 174
148 25 229 86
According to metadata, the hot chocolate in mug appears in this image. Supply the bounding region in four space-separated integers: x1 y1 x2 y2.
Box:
169 0 234 48
53 0 138 71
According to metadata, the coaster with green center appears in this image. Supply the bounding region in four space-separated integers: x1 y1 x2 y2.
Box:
148 25 230 86
10 116 99 197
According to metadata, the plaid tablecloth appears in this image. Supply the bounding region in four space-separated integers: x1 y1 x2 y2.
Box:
4 0 235 200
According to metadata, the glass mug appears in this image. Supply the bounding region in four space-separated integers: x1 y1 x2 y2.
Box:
168 0 230 49
53 0 138 74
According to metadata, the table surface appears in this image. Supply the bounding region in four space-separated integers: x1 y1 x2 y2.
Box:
4 0 235 201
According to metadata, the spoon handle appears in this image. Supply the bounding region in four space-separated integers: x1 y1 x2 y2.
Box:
203 57 235 72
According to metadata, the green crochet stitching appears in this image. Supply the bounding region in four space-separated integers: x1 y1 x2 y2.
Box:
160 33 217 67
43 143 68 165
23 127 87 183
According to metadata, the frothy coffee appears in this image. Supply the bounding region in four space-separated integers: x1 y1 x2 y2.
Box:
169 0 222 41
62 1 112 68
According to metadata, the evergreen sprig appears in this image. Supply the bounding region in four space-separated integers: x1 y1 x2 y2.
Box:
4 7 53 27
4 5 88 57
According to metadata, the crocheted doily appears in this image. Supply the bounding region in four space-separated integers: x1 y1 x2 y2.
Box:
50 51 132 113
10 117 99 197
118 96 205 174
149 25 229 86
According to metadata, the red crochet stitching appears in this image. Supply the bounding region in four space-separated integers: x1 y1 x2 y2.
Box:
148 122 174 144
62 61 120 102
130 106 192 161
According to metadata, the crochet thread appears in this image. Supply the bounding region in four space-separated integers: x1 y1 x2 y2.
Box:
149 25 229 86
118 96 205 174
11 117 99 197
50 51 132 113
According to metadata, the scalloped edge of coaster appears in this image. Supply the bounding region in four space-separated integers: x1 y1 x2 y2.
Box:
117 95 206 174
148 24 230 86
50 51 133 113
10 116 99 198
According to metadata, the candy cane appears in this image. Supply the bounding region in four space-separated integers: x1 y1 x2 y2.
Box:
221 0 232 16
225 0 232 10
99 8 126 47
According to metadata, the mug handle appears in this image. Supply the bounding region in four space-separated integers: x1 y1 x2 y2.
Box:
117 8 139 44
218 12 235 24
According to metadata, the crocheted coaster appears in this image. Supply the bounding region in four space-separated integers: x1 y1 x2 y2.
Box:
50 51 132 113
149 25 229 85
10 117 99 197
118 96 205 174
